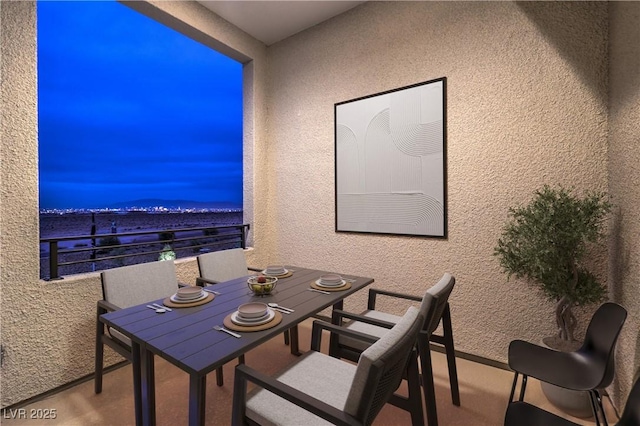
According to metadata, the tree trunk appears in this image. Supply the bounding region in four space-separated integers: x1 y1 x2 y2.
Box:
555 297 577 341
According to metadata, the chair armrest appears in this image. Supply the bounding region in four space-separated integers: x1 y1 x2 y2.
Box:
97 299 120 315
332 309 396 329
368 288 421 310
233 364 361 426
310 320 379 352
195 277 219 287
248 266 263 272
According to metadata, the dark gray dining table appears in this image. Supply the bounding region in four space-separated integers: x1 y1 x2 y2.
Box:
100 266 374 426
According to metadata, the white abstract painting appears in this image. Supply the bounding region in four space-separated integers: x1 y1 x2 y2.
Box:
335 78 446 237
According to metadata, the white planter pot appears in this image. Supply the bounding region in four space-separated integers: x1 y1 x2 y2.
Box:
540 382 593 418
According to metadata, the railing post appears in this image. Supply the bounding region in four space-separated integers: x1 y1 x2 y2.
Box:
49 240 62 280
240 225 247 248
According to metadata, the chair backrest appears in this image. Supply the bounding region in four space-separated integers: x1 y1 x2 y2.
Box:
422 272 455 334
196 248 249 283
618 376 640 426
580 302 627 389
344 305 426 425
101 260 178 309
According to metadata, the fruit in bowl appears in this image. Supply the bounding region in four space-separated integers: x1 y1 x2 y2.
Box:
247 275 278 296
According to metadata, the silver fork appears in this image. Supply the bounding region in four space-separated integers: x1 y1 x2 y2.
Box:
213 325 241 338
202 287 221 295
152 303 172 312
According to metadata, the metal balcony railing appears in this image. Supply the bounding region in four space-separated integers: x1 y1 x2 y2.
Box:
40 223 250 280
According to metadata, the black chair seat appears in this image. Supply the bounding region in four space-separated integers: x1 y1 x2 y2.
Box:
504 376 640 426
505 401 578 426
506 302 627 426
508 340 606 391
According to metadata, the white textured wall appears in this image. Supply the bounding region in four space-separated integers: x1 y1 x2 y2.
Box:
608 1 640 408
0 0 268 407
1 0 638 412
265 0 609 359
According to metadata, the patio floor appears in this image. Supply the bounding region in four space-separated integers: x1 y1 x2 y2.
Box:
2 319 618 425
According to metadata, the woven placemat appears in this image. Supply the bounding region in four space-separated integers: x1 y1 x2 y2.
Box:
162 292 214 308
223 310 283 332
309 280 352 292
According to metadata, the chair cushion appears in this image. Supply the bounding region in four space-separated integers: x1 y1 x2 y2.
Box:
246 351 357 426
339 310 401 352
197 248 249 283
107 327 131 347
101 260 178 308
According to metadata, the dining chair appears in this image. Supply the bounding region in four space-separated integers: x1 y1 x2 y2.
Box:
329 272 458 426
195 247 263 286
232 305 426 426
94 260 228 394
504 375 640 426
507 302 627 426
196 248 296 384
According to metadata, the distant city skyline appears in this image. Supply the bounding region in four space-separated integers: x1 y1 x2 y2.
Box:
37 1 243 210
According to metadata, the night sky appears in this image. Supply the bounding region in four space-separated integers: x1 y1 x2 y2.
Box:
37 1 243 210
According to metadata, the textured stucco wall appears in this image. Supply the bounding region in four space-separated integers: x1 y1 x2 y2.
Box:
2 0 638 412
608 1 640 409
0 0 268 407
265 0 611 372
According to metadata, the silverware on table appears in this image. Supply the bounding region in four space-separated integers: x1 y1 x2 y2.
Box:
202 288 221 295
213 325 241 338
153 303 172 312
146 305 166 313
308 288 331 295
268 303 294 313
269 307 291 314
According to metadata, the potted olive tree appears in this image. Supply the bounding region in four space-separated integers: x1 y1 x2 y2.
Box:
494 185 612 415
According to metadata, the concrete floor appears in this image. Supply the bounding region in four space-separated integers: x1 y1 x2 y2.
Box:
2 319 618 425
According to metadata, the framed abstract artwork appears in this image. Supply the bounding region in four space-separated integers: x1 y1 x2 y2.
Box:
334 77 447 238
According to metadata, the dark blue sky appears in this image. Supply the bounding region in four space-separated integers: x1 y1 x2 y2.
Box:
38 1 243 210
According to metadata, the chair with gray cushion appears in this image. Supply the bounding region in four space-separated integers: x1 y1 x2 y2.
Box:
95 260 229 393
504 375 640 426
232 305 426 426
196 247 262 286
329 273 458 426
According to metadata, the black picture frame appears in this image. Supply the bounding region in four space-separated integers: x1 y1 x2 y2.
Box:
335 77 447 238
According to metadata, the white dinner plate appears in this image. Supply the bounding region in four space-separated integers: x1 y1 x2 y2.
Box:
169 291 208 304
263 268 288 276
231 309 275 326
174 292 205 301
315 279 346 288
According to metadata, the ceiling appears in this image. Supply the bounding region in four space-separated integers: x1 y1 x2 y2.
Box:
197 1 366 46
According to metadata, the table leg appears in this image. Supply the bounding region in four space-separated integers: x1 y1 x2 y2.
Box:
189 374 206 426
289 326 301 356
131 342 143 426
140 346 155 425
329 300 344 356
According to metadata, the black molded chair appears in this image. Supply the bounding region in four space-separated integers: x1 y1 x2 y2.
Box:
504 375 640 426
329 273 458 426
507 302 627 426
232 306 426 426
